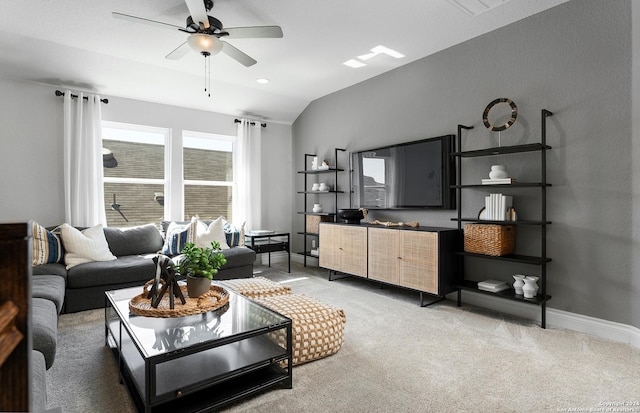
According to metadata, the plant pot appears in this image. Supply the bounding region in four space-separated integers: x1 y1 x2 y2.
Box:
186 275 211 298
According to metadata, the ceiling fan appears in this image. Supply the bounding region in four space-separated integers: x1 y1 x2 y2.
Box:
113 0 283 67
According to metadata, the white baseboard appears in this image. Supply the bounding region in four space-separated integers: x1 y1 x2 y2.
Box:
448 290 640 350
547 308 640 349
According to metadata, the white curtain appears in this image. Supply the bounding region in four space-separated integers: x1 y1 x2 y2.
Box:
63 90 107 227
233 119 262 231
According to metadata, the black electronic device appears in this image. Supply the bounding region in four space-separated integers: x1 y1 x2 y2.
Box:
350 135 455 210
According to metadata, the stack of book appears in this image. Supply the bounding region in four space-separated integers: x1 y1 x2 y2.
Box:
483 193 515 221
482 178 517 185
478 280 509 293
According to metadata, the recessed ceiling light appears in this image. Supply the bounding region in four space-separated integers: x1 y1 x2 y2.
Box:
256 78 270 84
359 45 405 61
343 59 367 68
444 0 511 17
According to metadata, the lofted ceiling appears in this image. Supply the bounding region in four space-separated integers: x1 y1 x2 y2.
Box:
0 0 568 124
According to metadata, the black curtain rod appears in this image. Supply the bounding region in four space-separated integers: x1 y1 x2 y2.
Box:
234 118 266 128
55 90 109 104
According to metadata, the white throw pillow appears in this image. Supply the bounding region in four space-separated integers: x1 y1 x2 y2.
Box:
61 223 117 269
196 217 229 250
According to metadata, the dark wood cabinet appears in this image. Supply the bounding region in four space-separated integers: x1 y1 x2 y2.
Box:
320 222 458 306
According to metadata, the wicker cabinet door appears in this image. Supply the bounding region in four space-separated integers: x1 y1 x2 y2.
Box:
399 231 439 294
319 223 341 272
368 227 399 284
339 226 368 277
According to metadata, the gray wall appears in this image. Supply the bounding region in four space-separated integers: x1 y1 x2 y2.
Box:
292 0 638 328
0 78 293 234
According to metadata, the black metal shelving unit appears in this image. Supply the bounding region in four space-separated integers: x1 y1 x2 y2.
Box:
452 109 553 328
297 148 346 267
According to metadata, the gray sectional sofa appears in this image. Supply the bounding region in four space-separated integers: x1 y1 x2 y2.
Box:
30 221 256 410
33 223 256 313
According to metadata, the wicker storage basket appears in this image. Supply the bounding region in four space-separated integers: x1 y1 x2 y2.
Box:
464 224 516 256
306 215 332 234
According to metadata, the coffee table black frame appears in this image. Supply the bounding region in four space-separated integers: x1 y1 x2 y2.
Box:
105 285 292 413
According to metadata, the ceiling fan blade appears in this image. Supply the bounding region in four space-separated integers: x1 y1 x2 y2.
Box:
112 12 183 31
185 0 210 29
221 42 257 67
224 26 283 39
165 41 191 60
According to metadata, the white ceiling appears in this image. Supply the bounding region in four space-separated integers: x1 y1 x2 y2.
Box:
0 0 568 124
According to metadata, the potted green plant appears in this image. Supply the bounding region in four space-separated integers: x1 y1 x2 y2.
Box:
178 241 227 298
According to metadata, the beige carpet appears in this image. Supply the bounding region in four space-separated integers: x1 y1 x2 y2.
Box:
47 263 640 412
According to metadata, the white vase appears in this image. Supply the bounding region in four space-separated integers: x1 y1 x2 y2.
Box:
522 276 539 299
313 204 323 213
489 165 509 179
311 183 320 191
319 183 329 191
513 274 525 295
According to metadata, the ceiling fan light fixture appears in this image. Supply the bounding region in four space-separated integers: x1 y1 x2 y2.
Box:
187 33 223 55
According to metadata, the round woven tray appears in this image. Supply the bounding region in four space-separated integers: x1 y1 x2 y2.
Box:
129 281 229 318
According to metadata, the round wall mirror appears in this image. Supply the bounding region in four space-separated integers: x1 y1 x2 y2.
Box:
482 98 518 131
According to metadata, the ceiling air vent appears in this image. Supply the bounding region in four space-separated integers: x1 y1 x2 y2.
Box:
444 0 511 17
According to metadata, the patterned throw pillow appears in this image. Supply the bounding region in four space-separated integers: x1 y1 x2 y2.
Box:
32 222 64 266
162 217 197 255
223 219 245 247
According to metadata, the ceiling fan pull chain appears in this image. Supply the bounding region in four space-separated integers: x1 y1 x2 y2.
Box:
204 54 207 93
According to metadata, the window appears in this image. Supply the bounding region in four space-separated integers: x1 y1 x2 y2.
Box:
102 122 168 227
183 131 234 221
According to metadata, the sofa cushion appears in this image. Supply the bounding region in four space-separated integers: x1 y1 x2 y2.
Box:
32 262 68 280
195 217 229 250
32 350 47 412
162 218 197 255
104 224 164 257
223 219 245 247
61 224 116 269
220 246 255 268
32 298 57 369
66 254 157 289
32 222 64 265
32 275 66 314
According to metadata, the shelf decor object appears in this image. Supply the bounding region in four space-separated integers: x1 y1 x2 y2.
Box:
463 223 515 256
482 97 518 147
453 109 553 328
482 98 518 132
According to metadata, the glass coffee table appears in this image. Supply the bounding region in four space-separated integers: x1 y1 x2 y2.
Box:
105 284 292 413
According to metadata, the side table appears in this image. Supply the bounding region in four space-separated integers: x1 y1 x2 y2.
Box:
245 232 291 272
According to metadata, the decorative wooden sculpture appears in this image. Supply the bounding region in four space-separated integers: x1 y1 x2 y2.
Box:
361 208 419 228
148 255 186 309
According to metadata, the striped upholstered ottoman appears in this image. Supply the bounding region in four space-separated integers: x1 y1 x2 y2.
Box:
220 276 292 298
253 293 346 366
221 276 346 365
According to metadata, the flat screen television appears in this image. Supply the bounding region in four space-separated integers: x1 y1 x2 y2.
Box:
350 135 455 210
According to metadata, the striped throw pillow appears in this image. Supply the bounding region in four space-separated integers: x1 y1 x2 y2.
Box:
162 217 197 255
223 219 246 247
32 222 64 266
